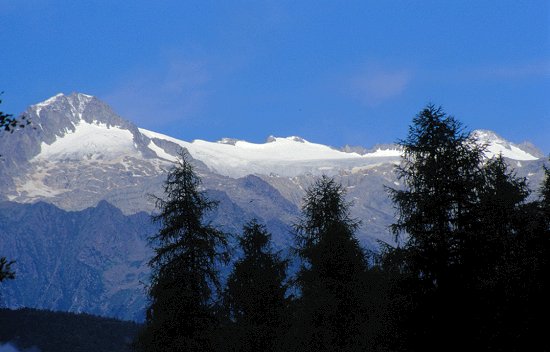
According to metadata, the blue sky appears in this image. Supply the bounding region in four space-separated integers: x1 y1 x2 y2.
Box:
1 1 549 152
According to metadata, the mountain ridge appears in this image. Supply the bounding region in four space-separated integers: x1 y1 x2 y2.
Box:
25 93 543 164
3 92 545 228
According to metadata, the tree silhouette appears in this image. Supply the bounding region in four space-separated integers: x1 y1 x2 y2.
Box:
135 151 228 352
222 220 289 352
468 156 532 347
387 105 486 349
516 160 550 350
287 176 371 351
385 105 550 350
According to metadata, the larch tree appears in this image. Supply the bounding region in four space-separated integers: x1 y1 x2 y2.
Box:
222 219 289 352
287 175 371 352
385 105 549 350
135 151 228 352
387 105 486 349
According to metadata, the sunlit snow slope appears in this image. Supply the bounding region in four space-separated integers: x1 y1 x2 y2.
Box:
472 130 539 161
139 128 402 177
36 121 138 160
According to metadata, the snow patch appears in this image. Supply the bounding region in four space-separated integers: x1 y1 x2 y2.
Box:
364 148 402 157
35 121 138 160
484 144 537 161
147 140 177 162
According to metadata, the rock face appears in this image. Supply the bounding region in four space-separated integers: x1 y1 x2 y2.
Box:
0 93 547 321
0 201 153 321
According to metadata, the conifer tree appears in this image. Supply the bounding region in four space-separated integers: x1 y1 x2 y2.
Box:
468 156 531 347
521 161 550 350
135 151 228 352
222 220 289 352
288 176 370 351
384 105 550 350
389 105 484 283
472 155 529 285
387 105 485 348
481 159 550 351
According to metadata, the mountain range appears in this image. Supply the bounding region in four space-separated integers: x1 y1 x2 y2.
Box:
0 92 547 321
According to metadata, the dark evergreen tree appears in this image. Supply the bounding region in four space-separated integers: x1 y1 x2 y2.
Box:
385 105 550 350
286 176 371 352
469 156 531 348
389 105 483 283
221 220 289 352
517 161 550 350
134 151 228 352
387 105 485 349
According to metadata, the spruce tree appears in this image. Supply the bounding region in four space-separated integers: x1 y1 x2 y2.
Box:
135 151 228 352
222 220 289 352
288 176 370 352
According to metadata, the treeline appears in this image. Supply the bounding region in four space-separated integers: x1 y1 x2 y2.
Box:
134 105 550 351
0 308 139 352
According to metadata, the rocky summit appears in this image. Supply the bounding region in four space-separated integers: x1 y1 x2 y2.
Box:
0 93 546 321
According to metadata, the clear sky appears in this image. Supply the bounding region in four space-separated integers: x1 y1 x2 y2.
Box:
1 1 549 152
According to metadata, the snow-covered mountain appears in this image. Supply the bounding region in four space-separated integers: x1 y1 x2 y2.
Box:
0 92 546 321
2 92 546 241
472 129 543 162
3 92 541 208
140 128 402 178
14 92 403 177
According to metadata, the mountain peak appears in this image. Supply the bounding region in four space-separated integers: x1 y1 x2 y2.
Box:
4 93 157 163
472 129 506 143
472 129 540 161
265 135 307 143
27 92 139 132
32 92 95 118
